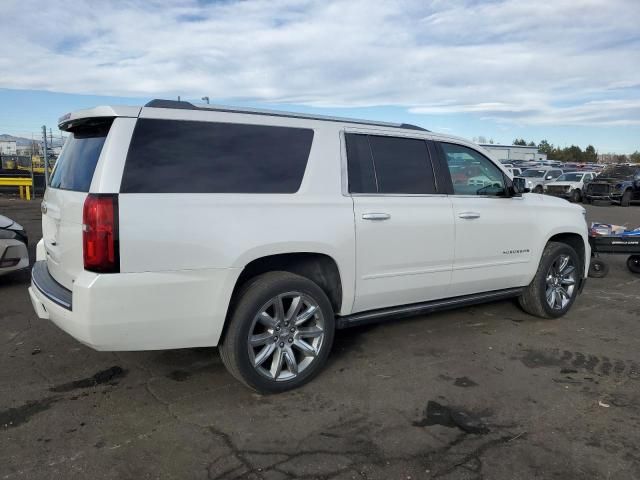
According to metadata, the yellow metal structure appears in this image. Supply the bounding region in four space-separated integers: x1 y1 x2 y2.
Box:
0 177 33 200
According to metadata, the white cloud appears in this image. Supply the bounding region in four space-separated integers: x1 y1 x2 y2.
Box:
1 0 639 126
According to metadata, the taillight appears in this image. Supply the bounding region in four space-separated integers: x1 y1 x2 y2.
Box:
82 194 119 273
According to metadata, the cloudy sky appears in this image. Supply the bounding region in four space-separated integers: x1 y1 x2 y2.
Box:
1 0 639 152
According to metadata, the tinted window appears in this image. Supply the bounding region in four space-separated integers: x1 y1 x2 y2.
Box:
369 135 435 194
440 142 506 196
121 119 314 193
345 134 436 194
50 120 112 192
345 133 377 193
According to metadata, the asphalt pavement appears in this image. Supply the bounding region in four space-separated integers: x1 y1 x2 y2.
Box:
1 197 639 479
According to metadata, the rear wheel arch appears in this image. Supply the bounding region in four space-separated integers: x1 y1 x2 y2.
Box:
228 252 343 318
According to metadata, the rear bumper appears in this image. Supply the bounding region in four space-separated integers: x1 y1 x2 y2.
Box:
29 260 240 351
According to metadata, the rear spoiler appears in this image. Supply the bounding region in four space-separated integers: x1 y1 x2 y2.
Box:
58 106 141 131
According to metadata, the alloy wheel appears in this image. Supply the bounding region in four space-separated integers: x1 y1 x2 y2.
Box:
545 254 576 310
247 292 325 381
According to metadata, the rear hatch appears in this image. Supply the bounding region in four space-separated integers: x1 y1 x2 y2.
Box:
42 119 113 289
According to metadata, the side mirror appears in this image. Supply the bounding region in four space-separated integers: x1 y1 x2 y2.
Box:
511 177 530 196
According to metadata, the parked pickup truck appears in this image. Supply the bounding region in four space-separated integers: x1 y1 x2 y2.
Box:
584 165 640 206
544 171 597 203
29 100 590 392
515 168 564 194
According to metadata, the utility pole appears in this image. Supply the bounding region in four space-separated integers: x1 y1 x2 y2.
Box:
30 133 35 193
42 126 49 186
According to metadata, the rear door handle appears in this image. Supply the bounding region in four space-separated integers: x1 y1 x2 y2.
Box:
458 212 481 220
362 213 391 221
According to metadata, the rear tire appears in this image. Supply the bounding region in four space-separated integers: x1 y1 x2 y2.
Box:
219 271 335 393
620 190 632 207
533 185 543 194
588 259 609 278
518 242 580 318
627 255 640 274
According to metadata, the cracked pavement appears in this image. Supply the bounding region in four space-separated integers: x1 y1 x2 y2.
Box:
1 197 639 479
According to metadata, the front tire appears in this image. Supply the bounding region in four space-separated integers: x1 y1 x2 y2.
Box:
219 271 335 393
620 190 632 207
533 185 543 194
518 242 580 318
571 189 581 203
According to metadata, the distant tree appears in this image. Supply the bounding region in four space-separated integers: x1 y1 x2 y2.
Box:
527 141 536 147
538 140 554 156
477 136 487 144
564 145 583 162
513 138 527 146
584 145 597 162
629 151 640 163
488 138 494 144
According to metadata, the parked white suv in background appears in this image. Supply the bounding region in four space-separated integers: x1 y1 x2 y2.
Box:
29 100 590 392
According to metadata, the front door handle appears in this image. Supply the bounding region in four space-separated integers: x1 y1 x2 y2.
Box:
458 212 481 220
362 213 391 221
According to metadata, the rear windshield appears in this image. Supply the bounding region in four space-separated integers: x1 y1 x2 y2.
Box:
50 120 112 192
121 119 314 193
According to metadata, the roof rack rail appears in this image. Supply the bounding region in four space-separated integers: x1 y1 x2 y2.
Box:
144 99 428 132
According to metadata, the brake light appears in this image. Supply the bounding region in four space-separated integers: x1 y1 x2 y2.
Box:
82 194 119 273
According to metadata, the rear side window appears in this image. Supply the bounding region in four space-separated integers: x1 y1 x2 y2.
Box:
50 120 112 192
345 133 436 194
121 119 314 193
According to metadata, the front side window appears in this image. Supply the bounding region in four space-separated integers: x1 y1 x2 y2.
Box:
440 143 505 196
345 133 436 194
121 119 314 193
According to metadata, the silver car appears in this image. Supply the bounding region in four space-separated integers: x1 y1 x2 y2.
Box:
516 168 564 193
0 214 29 276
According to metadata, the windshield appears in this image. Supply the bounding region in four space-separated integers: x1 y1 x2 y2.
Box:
599 165 636 179
520 169 545 177
556 173 583 182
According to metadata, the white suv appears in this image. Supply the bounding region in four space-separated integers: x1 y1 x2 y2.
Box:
29 100 590 392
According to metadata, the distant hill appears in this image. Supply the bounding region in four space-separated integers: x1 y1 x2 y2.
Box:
0 134 34 146
0 134 64 147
